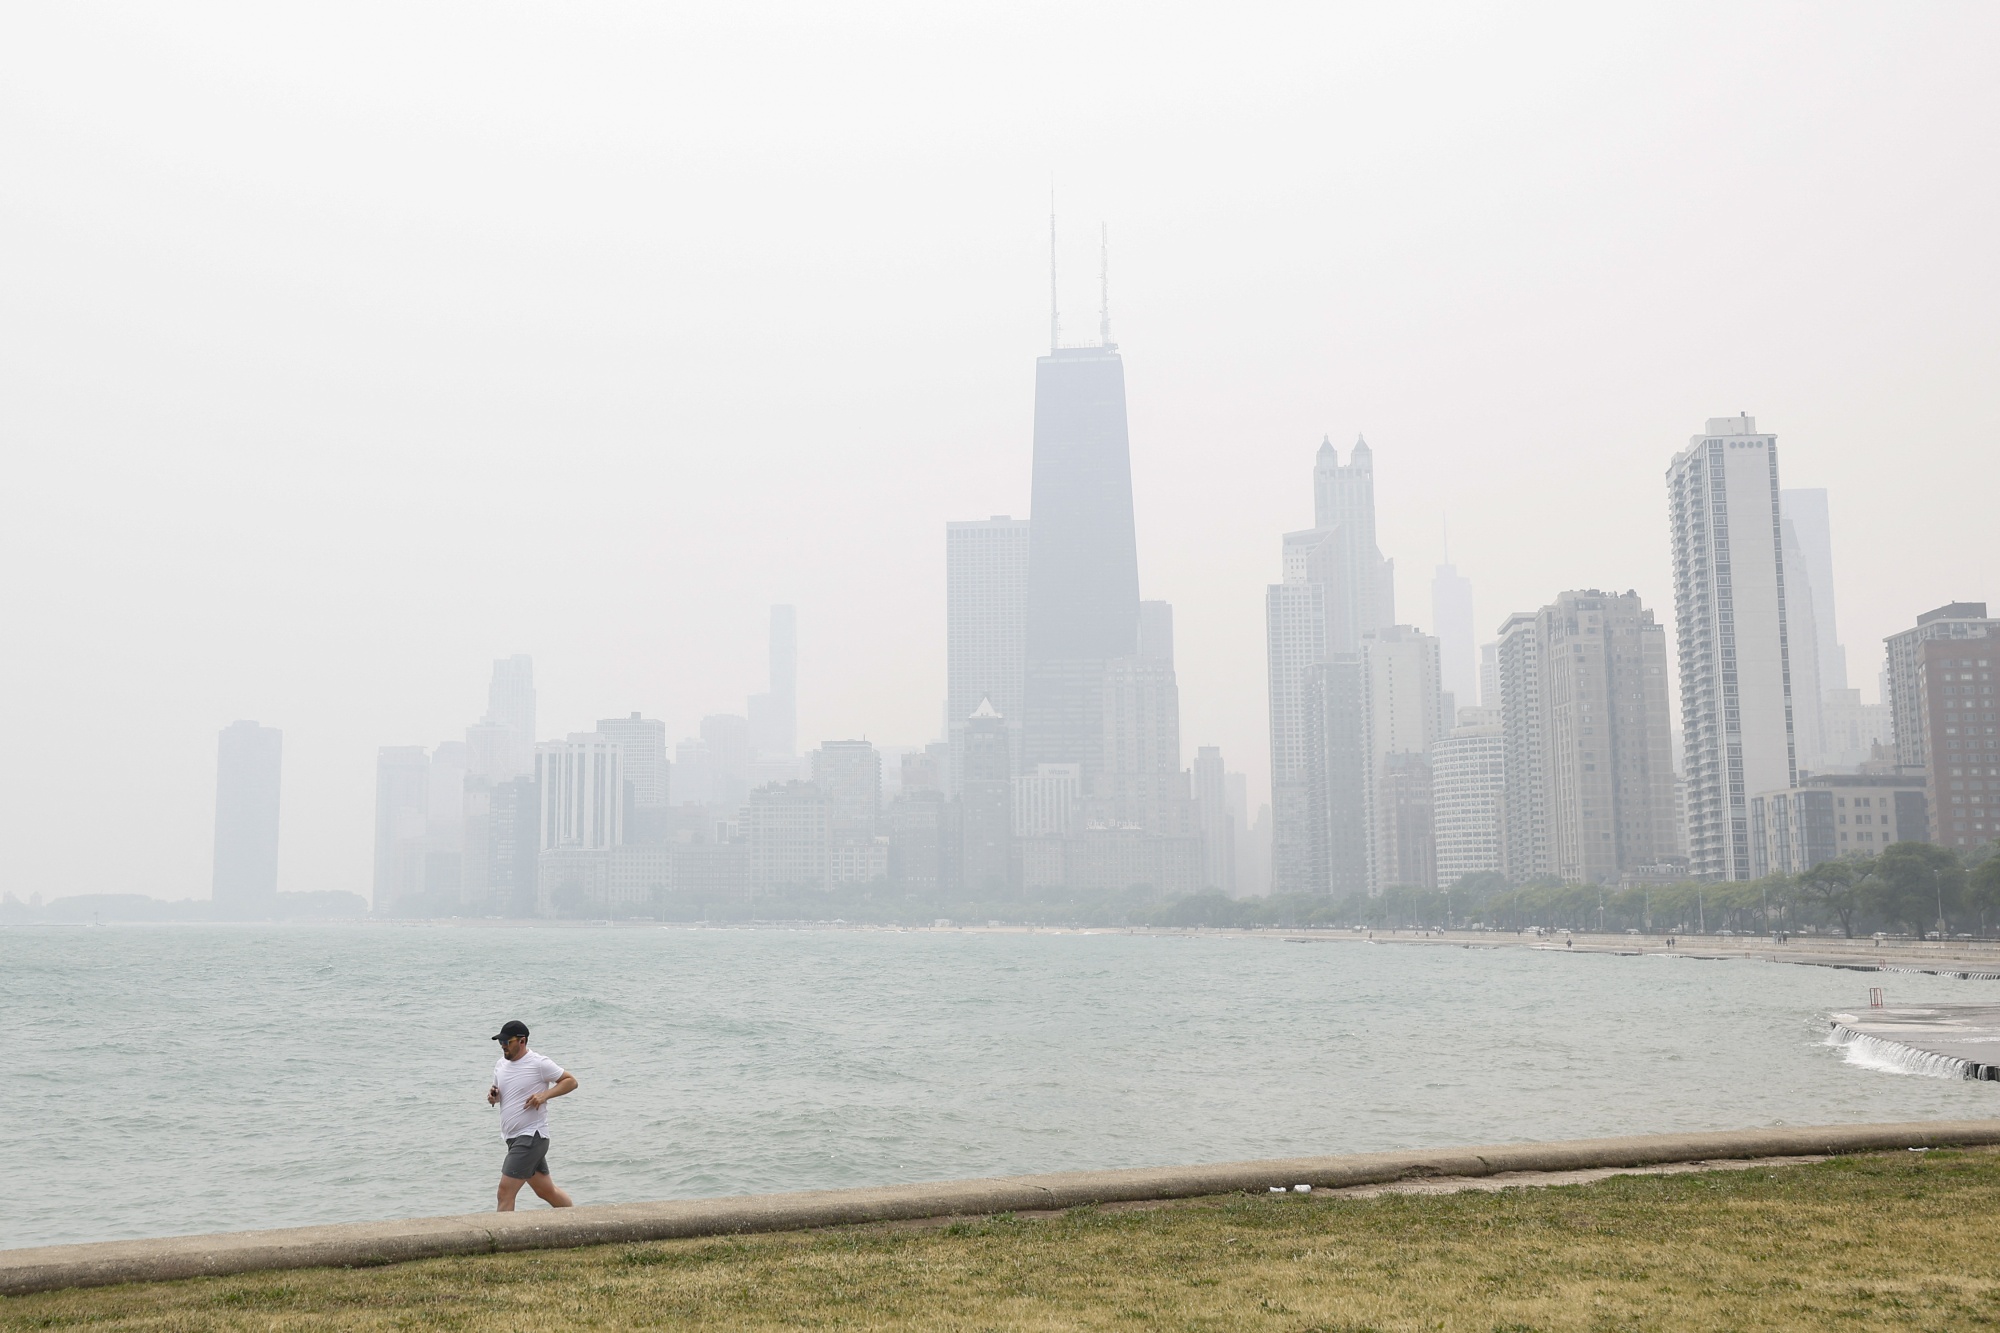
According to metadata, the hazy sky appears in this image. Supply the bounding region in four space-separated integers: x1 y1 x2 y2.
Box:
4 3 1996 901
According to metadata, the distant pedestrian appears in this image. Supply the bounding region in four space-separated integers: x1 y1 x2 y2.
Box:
487 1019 579 1211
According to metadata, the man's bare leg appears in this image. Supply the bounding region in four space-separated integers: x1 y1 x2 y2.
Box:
497 1174 529 1211
527 1173 574 1208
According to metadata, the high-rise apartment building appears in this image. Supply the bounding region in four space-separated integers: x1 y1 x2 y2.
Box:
1538 591 1677 884
1496 592 1678 885
1479 642 1499 711
212 720 282 914
1266 436 1396 895
1885 603 1999 773
947 517 1030 789
1667 414 1799 880
1494 613 1549 882
1431 708 1502 888
1915 636 1998 850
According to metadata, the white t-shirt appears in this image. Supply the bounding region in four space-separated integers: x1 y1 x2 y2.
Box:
492 1049 566 1140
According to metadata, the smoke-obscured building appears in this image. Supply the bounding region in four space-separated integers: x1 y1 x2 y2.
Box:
1667 415 1800 880
1267 436 1397 895
212 720 282 915
1431 708 1502 888
948 517 1030 790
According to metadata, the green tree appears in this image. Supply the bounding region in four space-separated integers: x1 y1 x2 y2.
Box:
1968 852 2000 936
1867 842 1967 936
1794 860 1862 937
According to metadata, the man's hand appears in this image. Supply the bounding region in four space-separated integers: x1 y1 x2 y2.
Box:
526 1073 578 1110
487 1084 500 1106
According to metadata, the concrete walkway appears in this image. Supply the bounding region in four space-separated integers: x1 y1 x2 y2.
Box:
6 1119 1999 1297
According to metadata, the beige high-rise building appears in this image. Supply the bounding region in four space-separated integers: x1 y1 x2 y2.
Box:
1494 591 1678 885
1539 591 1678 884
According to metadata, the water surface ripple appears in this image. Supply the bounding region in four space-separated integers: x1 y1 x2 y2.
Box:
7 925 1996 1248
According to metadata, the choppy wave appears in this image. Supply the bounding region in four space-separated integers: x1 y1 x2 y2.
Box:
1827 1024 1970 1080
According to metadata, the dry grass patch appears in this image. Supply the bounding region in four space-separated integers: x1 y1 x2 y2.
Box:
9 1149 2000 1330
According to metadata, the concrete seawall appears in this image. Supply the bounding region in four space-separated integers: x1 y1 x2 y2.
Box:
7 1119 2000 1297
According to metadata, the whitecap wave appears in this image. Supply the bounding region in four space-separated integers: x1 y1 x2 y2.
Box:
1827 1024 1970 1080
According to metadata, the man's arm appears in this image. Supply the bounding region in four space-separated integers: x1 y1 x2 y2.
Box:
525 1072 578 1111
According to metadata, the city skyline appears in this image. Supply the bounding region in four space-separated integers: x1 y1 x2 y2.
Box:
7 6 1998 902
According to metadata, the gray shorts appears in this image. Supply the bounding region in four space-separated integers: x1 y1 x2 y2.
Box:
501 1133 551 1180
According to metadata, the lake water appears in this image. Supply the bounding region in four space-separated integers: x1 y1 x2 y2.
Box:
7 923 1999 1250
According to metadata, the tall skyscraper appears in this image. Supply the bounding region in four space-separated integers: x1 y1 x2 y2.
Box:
1781 489 1848 693
1667 415 1799 880
1303 655 1369 897
1431 556 1476 714
212 720 282 914
482 656 536 779
748 605 798 761
1021 338 1141 785
946 516 1030 790
1778 517 1826 771
1267 436 1397 894
1360 626 1444 893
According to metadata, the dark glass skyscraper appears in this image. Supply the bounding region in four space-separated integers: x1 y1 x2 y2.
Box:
1021 344 1141 782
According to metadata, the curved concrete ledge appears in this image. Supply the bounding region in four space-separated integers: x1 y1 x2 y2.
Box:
6 1118 1999 1297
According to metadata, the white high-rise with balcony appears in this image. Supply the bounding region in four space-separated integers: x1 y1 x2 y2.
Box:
1667 415 1799 881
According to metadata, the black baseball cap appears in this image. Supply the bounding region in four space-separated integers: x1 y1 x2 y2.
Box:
491 1020 530 1042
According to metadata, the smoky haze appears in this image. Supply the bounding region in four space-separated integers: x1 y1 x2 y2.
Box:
1 2 1995 901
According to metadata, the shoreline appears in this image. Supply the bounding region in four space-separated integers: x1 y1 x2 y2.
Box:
16 916 2000 979
6 1120 1998 1297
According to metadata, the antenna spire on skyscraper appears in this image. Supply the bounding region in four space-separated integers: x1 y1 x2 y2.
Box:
1048 192 1060 353
1099 222 1112 347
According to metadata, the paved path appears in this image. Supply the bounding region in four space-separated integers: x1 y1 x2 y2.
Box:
7 1120 1999 1297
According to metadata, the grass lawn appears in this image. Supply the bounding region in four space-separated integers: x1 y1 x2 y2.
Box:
8 1149 2000 1330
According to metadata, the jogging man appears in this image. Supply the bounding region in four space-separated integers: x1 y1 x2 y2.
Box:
487 1019 579 1211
